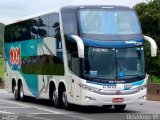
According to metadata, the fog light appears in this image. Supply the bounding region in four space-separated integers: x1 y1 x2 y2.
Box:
85 96 96 102
143 95 147 100
138 95 147 100
85 97 90 102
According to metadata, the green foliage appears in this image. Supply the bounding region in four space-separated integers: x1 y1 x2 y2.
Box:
0 23 4 55
0 58 4 81
134 0 160 82
148 75 160 83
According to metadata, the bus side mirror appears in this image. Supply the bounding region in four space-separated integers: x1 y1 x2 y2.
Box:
71 35 84 58
144 35 157 57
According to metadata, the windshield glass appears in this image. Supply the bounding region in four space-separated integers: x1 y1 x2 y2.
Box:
117 47 145 79
79 9 141 35
84 47 116 79
83 46 145 80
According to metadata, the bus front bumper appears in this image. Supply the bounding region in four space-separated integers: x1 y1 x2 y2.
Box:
80 88 147 106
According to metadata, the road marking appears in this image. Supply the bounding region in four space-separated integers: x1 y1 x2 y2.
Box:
29 106 62 114
0 106 30 109
0 110 13 114
30 113 51 115
0 99 62 114
0 99 30 108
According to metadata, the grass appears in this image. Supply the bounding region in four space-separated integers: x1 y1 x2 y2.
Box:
148 75 160 84
0 58 4 81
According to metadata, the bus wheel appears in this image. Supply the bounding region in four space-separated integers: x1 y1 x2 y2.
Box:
52 90 57 103
14 87 19 101
62 88 72 110
52 89 60 107
114 105 126 111
19 83 26 102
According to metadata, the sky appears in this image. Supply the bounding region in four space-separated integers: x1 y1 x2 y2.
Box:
0 0 147 24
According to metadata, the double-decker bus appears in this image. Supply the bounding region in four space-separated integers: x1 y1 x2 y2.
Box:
4 5 157 111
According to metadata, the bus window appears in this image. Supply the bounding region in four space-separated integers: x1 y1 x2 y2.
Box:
38 15 49 37
48 13 60 37
21 55 64 75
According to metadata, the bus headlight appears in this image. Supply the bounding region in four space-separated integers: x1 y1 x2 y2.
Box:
138 95 147 101
134 84 147 91
79 83 101 92
85 96 96 102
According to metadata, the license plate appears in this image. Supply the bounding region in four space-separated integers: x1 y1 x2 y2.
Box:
112 98 124 103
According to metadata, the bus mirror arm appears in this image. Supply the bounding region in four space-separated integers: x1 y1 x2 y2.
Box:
71 35 84 58
144 35 157 57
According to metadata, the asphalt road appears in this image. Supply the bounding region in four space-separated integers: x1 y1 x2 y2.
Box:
0 89 160 120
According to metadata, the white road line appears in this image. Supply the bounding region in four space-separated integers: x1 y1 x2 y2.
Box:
30 113 51 115
0 110 13 114
0 106 30 109
0 99 30 108
0 99 92 120
29 106 62 114
0 99 62 114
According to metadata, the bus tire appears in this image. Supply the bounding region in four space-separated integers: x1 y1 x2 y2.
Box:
54 97 60 108
51 89 59 107
19 82 26 102
62 87 72 110
114 105 126 111
14 88 20 101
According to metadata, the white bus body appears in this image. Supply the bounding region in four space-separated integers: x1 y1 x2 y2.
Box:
4 5 157 110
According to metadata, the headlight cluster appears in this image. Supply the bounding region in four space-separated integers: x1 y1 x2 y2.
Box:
79 83 101 92
134 84 147 91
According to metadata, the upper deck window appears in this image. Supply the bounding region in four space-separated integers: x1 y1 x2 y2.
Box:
79 9 141 35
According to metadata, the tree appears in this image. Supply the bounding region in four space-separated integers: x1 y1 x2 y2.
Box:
134 0 160 78
0 23 4 55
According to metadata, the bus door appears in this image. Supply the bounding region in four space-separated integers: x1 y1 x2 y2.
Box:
70 57 81 103
71 75 81 103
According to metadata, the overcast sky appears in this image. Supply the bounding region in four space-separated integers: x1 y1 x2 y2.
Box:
0 0 147 24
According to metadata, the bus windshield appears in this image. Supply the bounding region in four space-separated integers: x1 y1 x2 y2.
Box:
79 9 141 35
83 46 145 80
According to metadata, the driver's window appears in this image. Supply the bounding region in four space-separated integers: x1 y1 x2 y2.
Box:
65 36 80 76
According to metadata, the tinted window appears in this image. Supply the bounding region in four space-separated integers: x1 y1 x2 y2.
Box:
5 13 60 43
65 36 80 76
48 14 59 37
5 21 31 42
38 15 48 37
61 9 78 35
30 18 39 39
79 10 141 35
22 55 64 75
